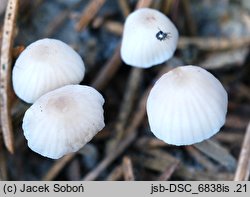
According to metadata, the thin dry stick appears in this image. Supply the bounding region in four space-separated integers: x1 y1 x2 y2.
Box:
122 156 135 181
237 83 250 101
181 0 197 36
82 130 137 181
42 154 75 181
75 0 106 32
156 161 179 181
117 68 142 131
185 146 216 172
0 28 2 55
225 114 249 130
44 0 84 37
92 42 122 90
136 137 168 148
106 68 142 153
0 0 19 154
44 10 71 37
105 164 123 181
104 21 124 36
215 132 244 144
0 138 7 180
194 140 237 171
136 0 153 9
234 122 250 181
178 36 250 51
162 0 174 15
118 0 130 18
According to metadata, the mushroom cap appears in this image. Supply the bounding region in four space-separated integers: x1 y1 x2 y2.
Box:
12 38 85 103
121 8 179 68
146 65 228 146
22 85 105 159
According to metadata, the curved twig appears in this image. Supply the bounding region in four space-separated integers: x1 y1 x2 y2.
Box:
0 0 19 154
234 122 250 181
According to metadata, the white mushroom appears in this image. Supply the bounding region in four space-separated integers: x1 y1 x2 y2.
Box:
12 38 85 103
22 85 105 159
121 8 179 68
146 65 228 146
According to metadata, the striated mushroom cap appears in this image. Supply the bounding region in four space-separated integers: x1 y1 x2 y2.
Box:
121 8 179 68
22 85 105 159
146 65 228 145
12 38 85 103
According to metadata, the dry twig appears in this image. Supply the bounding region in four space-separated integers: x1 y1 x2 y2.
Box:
0 0 19 154
42 154 74 181
44 0 84 37
92 43 122 90
136 137 168 149
106 164 123 181
104 21 124 36
181 0 197 36
186 146 216 172
156 161 179 181
134 148 233 181
106 68 142 153
82 130 137 181
122 156 135 181
200 48 249 69
194 140 236 171
214 132 244 144
178 36 250 51
234 122 250 181
225 114 249 130
75 0 106 32
0 139 7 180
118 0 130 18
136 0 153 9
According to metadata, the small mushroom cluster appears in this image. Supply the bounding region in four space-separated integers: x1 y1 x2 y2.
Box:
120 8 228 145
13 7 228 159
13 38 105 159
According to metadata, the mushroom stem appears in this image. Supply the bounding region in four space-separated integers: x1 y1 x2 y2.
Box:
0 0 19 154
234 121 250 181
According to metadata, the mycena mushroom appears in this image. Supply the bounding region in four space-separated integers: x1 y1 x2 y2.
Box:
12 38 85 103
146 66 228 145
121 8 179 68
22 85 105 159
